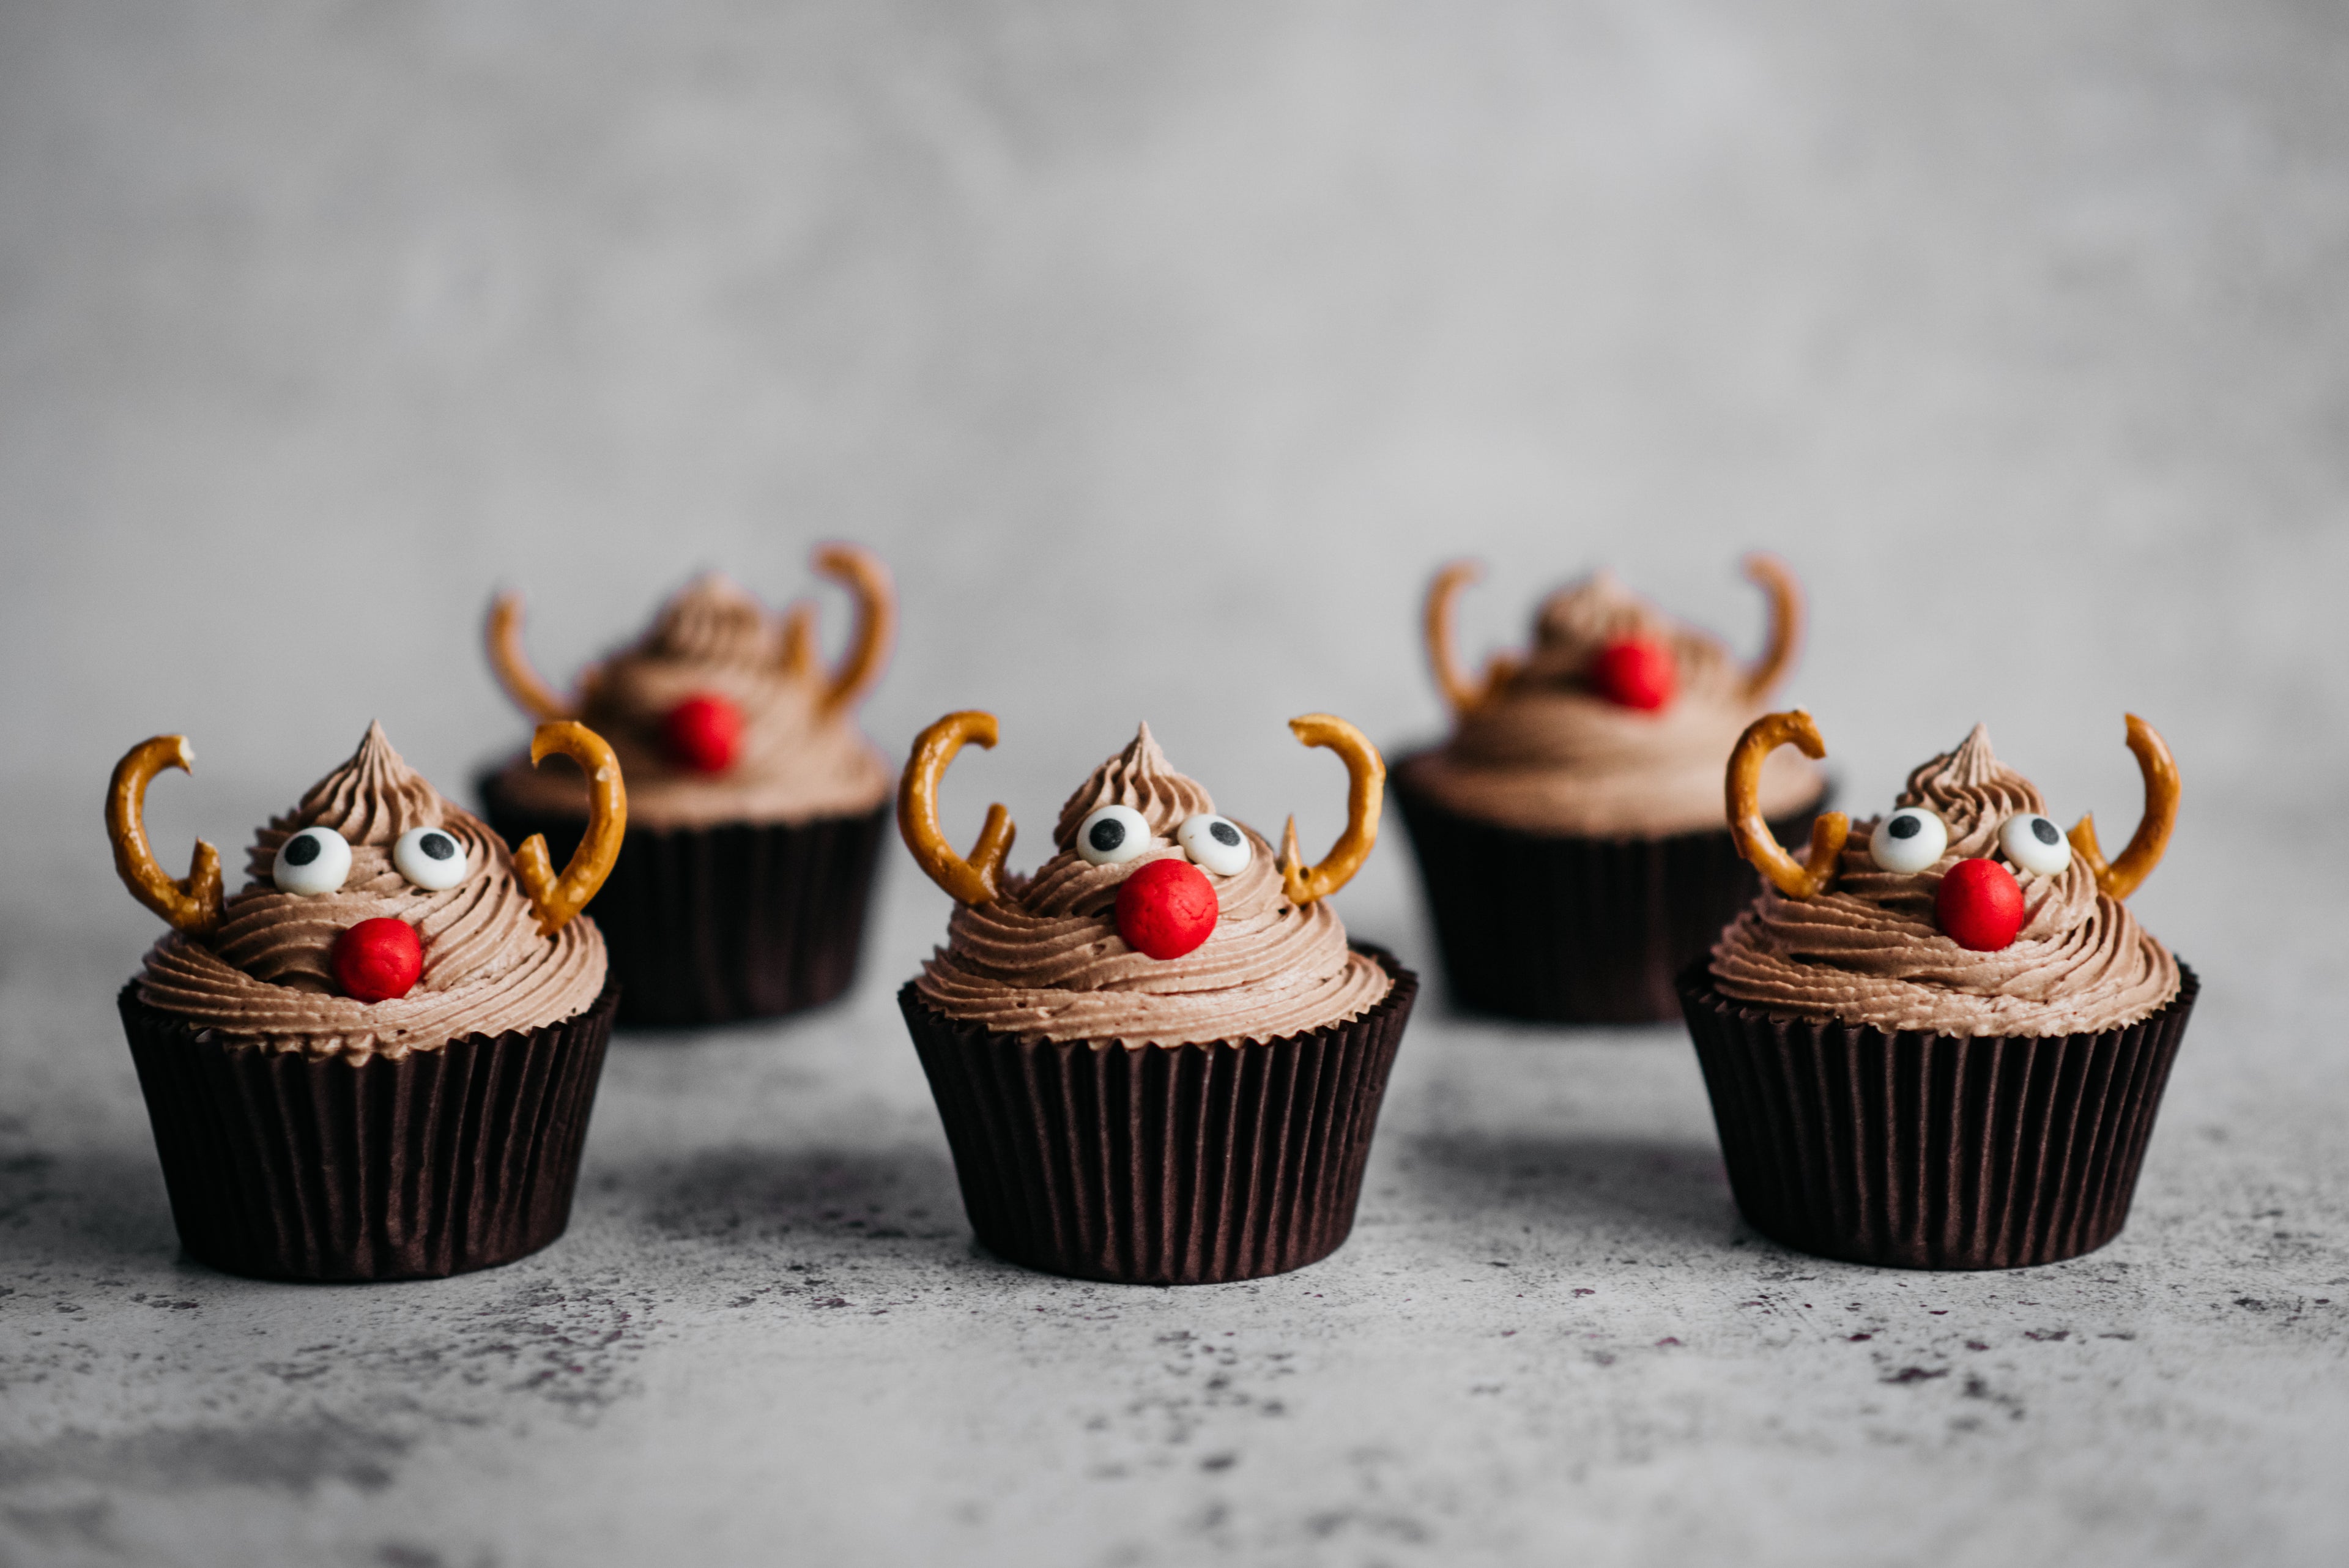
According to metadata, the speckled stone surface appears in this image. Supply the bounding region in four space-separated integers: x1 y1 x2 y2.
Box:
4 1 2347 1564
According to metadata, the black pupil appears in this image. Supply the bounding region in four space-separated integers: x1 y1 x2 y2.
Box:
1209 821 1240 848
420 831 456 861
1089 819 1126 853
284 834 321 866
1888 815 1921 840
2030 817 2060 846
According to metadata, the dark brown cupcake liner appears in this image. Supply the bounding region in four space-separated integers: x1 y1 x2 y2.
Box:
480 772 889 1028
899 946 1419 1285
1676 961 2198 1270
1392 756 1828 1024
117 976 619 1282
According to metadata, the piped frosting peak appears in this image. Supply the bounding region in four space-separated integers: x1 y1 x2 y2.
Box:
1050 724 1217 849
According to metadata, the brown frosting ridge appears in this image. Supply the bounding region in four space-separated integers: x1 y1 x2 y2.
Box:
139 724 607 1060
914 726 1390 1047
1709 725 2179 1038
1408 570 1822 836
493 573 890 828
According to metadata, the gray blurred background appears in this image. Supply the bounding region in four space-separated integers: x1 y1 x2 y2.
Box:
4 3 2346 1566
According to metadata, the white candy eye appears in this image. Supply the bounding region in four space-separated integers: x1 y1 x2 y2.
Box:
393 825 470 890
1999 812 2072 877
1176 813 1252 877
272 826 352 896
1869 808 1948 874
1075 803 1153 867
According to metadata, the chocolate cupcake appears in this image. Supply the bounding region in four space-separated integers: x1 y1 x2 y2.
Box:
1393 555 1830 1022
1679 710 2192 1269
106 720 627 1281
894 713 1417 1285
480 544 895 1026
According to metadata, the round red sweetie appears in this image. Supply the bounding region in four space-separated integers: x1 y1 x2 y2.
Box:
663 693 743 773
1935 858 2026 951
1114 858 1220 961
1590 637 1677 712
333 916 424 1002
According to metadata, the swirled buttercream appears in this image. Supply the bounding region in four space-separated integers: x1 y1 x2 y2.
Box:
914 726 1390 1046
492 573 890 828
139 724 608 1060
1408 570 1822 836
1709 725 2178 1037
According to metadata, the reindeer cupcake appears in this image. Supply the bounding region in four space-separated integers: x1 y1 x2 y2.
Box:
1394 554 1831 1022
109 721 625 1281
481 543 896 1025
1679 712 2194 1269
894 713 1417 1285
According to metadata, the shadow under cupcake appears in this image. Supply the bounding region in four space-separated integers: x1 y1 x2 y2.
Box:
1394 554 1829 1023
478 544 896 1028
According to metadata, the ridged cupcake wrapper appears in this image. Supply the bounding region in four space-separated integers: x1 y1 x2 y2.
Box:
1393 761 1827 1024
480 775 889 1028
1675 962 2198 1270
118 978 618 1283
899 947 1419 1285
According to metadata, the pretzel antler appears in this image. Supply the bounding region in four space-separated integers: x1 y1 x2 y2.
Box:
1278 715 1386 905
1726 710 1850 900
2068 714 2178 901
1425 561 1521 716
1740 553 1805 702
900 711 1015 905
486 593 577 722
106 735 225 935
811 543 896 719
510 722 627 936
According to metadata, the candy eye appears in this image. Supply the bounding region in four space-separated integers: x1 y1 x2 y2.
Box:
1175 813 1252 876
1998 812 2072 878
1075 803 1153 867
1868 808 1948 874
273 826 353 896
393 825 470 891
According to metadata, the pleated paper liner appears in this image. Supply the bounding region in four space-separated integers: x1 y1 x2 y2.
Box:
1675 961 2197 1270
479 773 889 1028
900 946 1419 1285
118 976 619 1283
1392 755 1829 1024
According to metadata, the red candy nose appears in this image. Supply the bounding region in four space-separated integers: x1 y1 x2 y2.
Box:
1935 858 2027 951
333 917 423 1002
663 693 743 773
1115 858 1219 961
1591 637 1677 712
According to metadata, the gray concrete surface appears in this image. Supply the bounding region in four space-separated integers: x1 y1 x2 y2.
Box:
2 2 2347 1564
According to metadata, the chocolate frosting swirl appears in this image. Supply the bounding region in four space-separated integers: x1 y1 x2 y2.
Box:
492 573 890 829
139 724 608 1060
1406 570 1822 836
914 725 1390 1046
1709 725 2178 1037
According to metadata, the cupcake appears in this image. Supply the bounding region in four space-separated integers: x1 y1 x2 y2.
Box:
1393 555 1831 1022
1679 710 2193 1269
107 720 626 1281
894 713 1417 1285
480 543 896 1026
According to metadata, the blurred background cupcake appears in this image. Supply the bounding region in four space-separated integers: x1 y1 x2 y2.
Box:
1393 554 1829 1023
479 543 894 1028
1680 710 2192 1269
